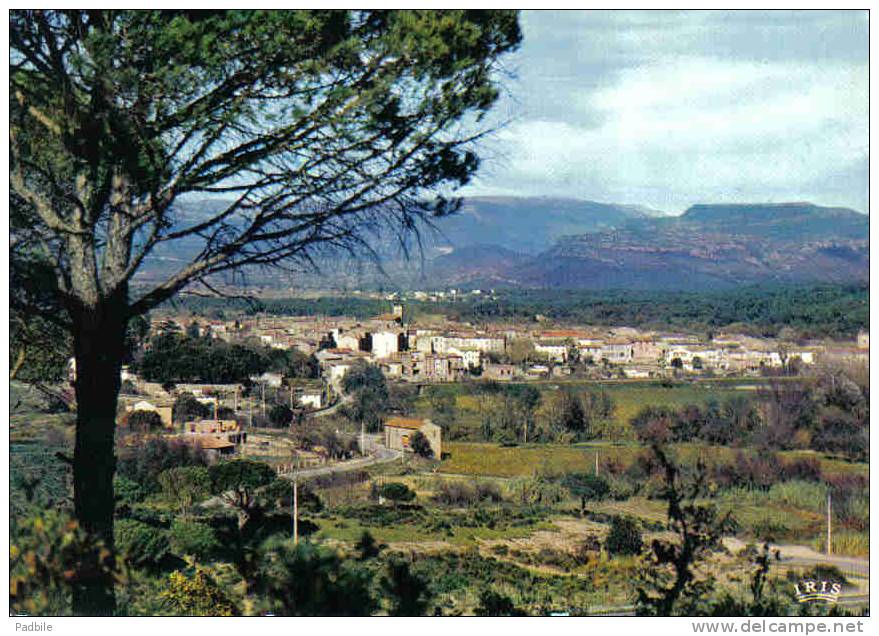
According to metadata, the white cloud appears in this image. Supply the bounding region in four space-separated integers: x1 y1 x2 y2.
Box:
465 11 868 213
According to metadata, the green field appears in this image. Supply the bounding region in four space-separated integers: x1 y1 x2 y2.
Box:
415 379 763 439
439 442 866 479
599 381 752 427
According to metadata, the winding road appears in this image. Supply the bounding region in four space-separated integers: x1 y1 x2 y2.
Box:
277 444 402 480
722 537 869 578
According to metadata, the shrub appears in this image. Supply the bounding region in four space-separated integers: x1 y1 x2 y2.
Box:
631 405 676 445
169 520 218 561
127 410 164 432
561 473 610 506
159 568 238 616
354 531 383 560
252 539 376 616
115 519 169 569
379 482 416 506
381 558 433 616
11 511 116 616
172 392 211 424
507 476 567 506
433 481 476 506
268 404 294 428
605 475 636 501
778 457 823 483
475 589 527 616
605 516 643 556
751 518 790 542
475 481 503 503
433 480 503 506
158 466 212 516
114 476 147 505
410 430 434 458
117 437 208 494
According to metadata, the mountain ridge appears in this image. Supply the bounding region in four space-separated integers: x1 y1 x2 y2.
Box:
136 196 868 291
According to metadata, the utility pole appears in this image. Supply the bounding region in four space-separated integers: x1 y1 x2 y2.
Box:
826 490 832 556
361 421 366 457
261 382 266 418
594 453 599 476
292 478 299 544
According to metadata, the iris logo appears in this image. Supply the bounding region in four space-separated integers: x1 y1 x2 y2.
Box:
794 579 842 604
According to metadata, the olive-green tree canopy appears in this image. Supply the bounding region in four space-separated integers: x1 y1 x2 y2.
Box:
9 9 520 615
10 9 522 315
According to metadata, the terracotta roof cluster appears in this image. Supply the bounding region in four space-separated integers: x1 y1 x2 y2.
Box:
384 417 427 430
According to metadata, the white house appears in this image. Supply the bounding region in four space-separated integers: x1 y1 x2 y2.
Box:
448 346 481 369
299 390 324 409
335 332 361 351
371 331 400 359
600 342 634 364
534 342 568 363
328 362 352 382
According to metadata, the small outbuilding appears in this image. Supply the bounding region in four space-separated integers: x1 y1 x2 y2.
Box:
383 417 442 459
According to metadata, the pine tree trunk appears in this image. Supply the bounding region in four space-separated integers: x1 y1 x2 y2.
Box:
70 294 127 616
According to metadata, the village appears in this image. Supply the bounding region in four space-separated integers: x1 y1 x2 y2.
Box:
94 299 869 472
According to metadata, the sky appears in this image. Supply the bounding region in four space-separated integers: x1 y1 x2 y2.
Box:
463 10 868 215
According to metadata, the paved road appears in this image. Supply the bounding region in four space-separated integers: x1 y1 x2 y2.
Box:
277 445 402 480
200 444 401 512
722 538 869 577
306 391 351 418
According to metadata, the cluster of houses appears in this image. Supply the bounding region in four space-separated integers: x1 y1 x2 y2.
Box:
117 393 247 459
97 308 869 467
154 308 868 387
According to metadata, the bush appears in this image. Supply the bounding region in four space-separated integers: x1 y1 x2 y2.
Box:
631 406 676 445
475 589 527 616
268 404 294 427
11 511 116 616
561 473 610 506
159 567 238 616
433 481 475 506
117 437 208 494
433 480 503 506
410 430 433 458
605 516 643 556
778 457 823 483
507 476 567 506
115 519 169 569
172 392 211 423
157 466 212 516
379 482 416 506
253 539 376 616
475 481 504 503
169 520 218 561
115 476 148 505
128 409 164 432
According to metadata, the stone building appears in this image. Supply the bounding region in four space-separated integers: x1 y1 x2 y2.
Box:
383 417 442 458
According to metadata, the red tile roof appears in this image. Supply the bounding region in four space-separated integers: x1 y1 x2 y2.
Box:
384 417 427 430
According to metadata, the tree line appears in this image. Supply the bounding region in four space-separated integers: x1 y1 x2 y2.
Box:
133 332 319 385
